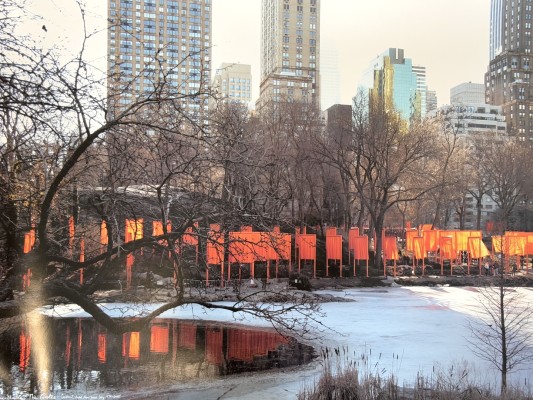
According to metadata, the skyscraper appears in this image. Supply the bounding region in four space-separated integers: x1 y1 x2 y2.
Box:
485 0 533 137
426 90 438 114
489 0 504 60
412 65 428 117
107 0 212 121
211 63 252 107
359 48 424 121
450 82 485 105
257 0 320 111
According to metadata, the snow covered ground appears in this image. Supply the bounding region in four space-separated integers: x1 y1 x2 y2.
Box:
42 286 533 399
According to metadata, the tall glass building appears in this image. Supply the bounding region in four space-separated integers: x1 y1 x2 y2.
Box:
359 48 424 122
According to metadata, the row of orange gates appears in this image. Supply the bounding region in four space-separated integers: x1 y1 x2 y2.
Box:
21 220 373 289
21 219 533 290
406 225 533 276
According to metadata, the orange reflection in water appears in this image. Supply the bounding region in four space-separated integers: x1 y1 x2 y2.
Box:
97 333 106 363
19 329 31 373
178 324 196 350
149 324 169 354
227 329 288 362
122 331 140 360
205 327 223 365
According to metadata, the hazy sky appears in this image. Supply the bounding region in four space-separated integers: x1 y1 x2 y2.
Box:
28 0 490 108
212 0 490 107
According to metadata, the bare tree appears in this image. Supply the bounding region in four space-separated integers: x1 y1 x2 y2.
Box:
481 136 533 230
423 106 467 228
318 90 438 269
257 100 325 228
468 275 533 397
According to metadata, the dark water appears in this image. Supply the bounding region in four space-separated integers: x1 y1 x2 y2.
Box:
0 317 315 397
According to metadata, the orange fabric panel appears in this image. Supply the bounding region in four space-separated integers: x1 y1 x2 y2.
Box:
205 327 223 365
23 227 35 254
277 233 291 260
125 218 143 274
150 324 169 354
228 232 255 263
260 232 291 260
100 221 108 247
467 237 490 259
207 228 224 265
97 334 106 363
526 234 533 254
506 231 528 236
252 232 268 261
240 225 253 232
382 236 398 261
413 237 425 259
69 216 75 250
273 226 281 233
454 231 468 252
507 235 527 256
23 232 32 254
79 238 85 263
326 227 337 236
420 224 433 232
439 236 454 259
405 230 418 252
493 234 526 256
454 231 481 252
423 230 440 252
326 235 342 261
353 236 369 260
125 219 143 241
406 221 411 230
152 221 163 236
492 236 504 253
297 234 316 260
182 222 198 246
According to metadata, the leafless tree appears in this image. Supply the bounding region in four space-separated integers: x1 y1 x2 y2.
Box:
481 135 533 230
422 106 467 228
468 275 533 397
257 100 325 228
318 90 438 269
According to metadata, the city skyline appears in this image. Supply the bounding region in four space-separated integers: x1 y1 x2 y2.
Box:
28 0 490 108
213 0 489 107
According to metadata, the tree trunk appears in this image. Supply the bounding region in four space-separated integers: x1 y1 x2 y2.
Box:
476 197 482 231
500 282 508 397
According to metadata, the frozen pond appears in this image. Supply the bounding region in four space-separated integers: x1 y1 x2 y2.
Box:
4 286 533 399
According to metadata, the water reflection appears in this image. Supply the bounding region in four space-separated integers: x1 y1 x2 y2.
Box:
0 317 315 397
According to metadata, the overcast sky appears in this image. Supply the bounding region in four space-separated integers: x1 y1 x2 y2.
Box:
29 0 490 108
